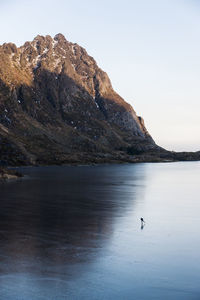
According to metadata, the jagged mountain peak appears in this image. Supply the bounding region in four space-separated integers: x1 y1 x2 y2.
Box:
54 33 67 42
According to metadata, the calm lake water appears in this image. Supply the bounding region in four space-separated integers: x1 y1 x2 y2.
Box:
0 162 199 300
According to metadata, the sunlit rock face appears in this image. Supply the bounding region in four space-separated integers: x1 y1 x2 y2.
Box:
0 34 157 165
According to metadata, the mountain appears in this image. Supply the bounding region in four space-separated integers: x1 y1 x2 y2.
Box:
0 34 199 165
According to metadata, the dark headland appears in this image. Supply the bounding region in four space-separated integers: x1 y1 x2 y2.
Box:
0 33 199 168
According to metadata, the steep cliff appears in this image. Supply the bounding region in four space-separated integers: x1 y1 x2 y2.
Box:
0 34 161 165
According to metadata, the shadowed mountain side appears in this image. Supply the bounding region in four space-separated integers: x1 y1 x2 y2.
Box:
0 69 159 166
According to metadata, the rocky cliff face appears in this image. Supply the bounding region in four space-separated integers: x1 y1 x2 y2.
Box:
0 34 158 165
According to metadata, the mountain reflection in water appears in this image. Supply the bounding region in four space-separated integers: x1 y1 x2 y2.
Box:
0 165 144 297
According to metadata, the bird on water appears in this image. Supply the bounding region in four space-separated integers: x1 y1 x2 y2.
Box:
140 217 145 229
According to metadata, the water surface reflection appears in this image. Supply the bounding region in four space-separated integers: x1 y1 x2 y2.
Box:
0 164 145 299
0 163 199 300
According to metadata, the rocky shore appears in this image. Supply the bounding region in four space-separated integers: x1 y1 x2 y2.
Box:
0 167 23 180
3 149 199 167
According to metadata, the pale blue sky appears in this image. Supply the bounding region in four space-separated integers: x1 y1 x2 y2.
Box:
0 0 199 151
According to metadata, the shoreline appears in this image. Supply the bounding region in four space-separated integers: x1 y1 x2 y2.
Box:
1 157 199 180
6 153 200 168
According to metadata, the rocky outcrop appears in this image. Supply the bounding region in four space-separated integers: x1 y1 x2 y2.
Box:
0 167 22 179
0 34 199 165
